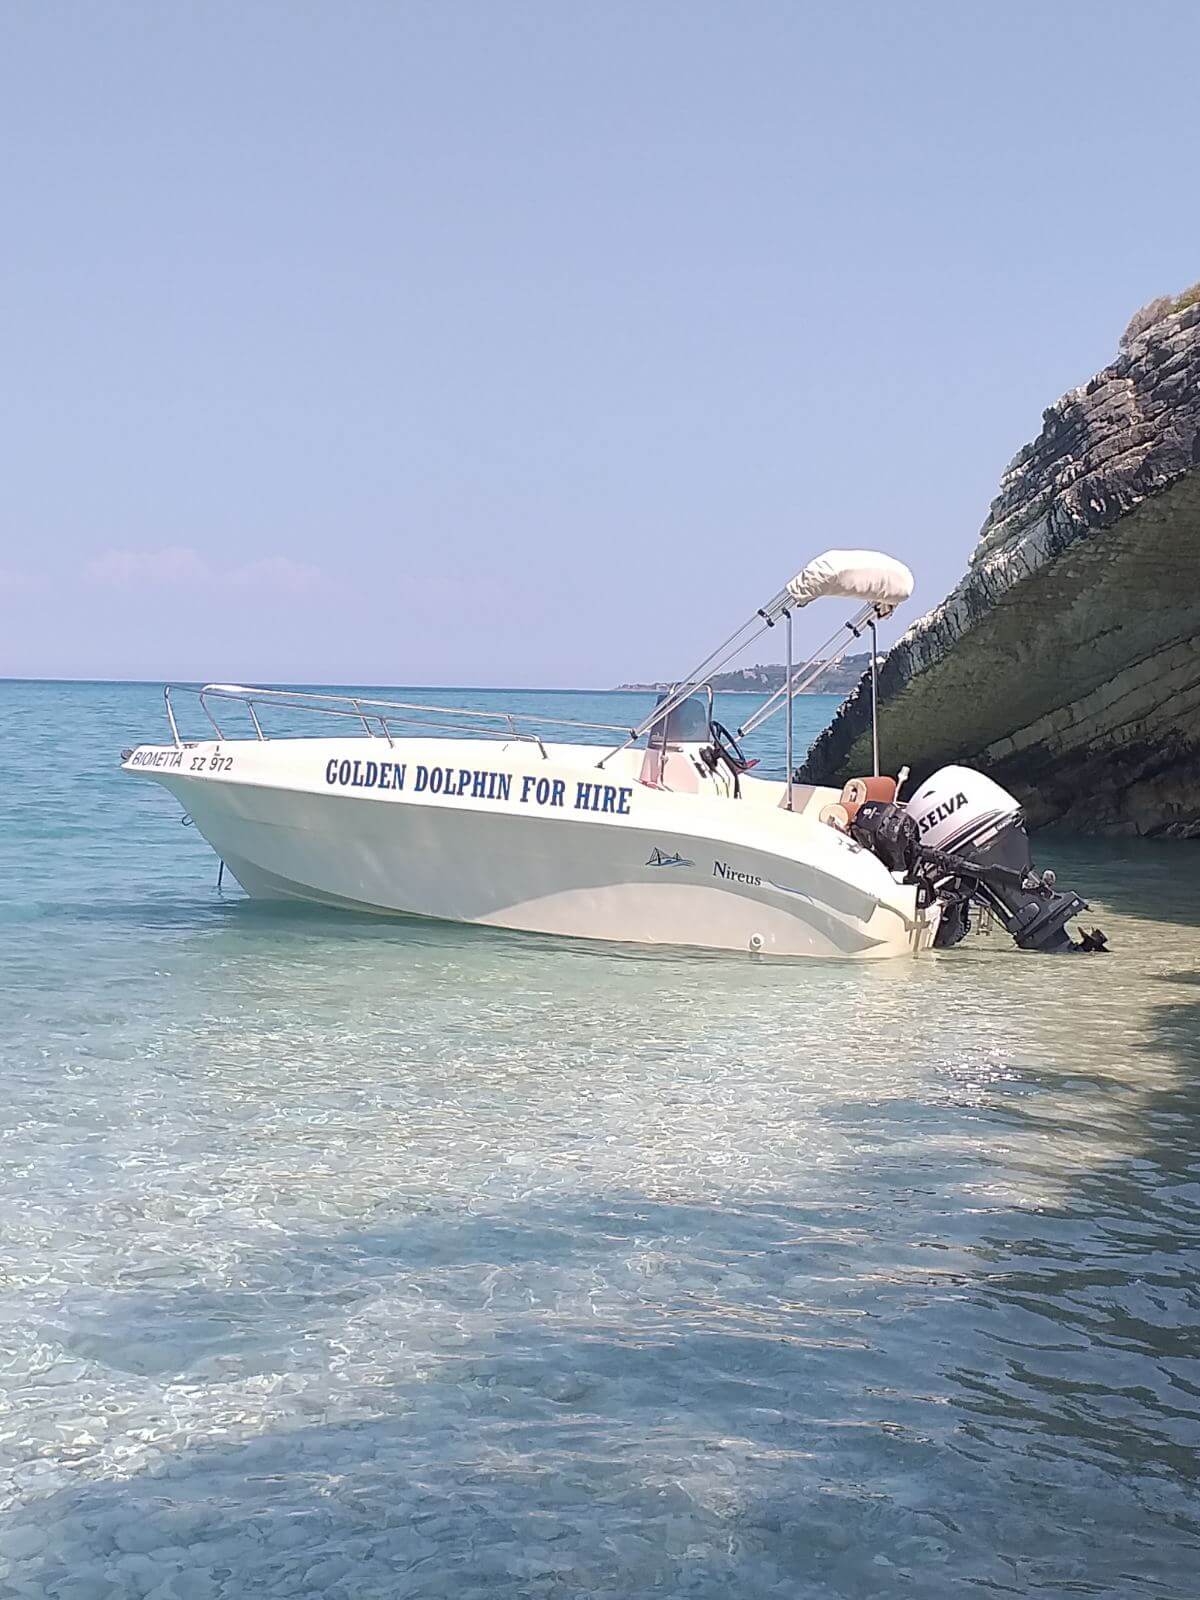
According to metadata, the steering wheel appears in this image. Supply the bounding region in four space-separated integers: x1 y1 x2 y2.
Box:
710 721 750 773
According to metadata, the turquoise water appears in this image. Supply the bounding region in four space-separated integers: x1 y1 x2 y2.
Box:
1 678 1199 1599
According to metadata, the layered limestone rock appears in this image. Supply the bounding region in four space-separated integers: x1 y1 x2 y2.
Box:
801 296 1200 837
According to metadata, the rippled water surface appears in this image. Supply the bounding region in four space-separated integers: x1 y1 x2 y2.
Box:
2 679 1199 1599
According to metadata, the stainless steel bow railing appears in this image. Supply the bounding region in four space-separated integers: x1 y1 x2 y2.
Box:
162 683 640 759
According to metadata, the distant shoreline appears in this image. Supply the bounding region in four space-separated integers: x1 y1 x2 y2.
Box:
614 655 871 696
614 684 842 695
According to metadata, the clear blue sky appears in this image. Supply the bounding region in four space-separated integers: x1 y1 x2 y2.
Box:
2 2 1197 686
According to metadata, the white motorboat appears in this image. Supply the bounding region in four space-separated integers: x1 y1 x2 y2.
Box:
122 551 1103 958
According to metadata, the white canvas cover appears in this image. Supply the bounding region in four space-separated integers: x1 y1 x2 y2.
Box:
786 549 914 610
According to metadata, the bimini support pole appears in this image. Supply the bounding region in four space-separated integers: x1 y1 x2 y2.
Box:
597 551 912 769
737 604 877 740
784 607 794 810
868 616 880 778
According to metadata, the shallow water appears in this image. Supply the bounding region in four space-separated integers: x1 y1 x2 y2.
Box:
1 679 1198 1599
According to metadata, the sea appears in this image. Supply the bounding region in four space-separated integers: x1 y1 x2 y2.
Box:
1 677 1198 1600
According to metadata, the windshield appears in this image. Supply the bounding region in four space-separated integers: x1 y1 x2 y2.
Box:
646 689 712 745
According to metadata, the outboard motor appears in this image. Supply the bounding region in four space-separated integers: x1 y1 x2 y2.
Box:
909 766 1104 952
850 764 1106 953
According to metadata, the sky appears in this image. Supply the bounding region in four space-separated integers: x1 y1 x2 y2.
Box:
2 1 1197 687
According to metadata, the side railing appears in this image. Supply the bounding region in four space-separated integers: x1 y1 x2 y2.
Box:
162 683 640 759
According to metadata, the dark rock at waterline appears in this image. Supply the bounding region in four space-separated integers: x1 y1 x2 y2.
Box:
801 291 1200 838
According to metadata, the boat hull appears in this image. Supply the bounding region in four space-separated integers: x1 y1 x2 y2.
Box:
124 737 937 960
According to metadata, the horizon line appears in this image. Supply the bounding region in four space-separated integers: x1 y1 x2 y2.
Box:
0 673 847 695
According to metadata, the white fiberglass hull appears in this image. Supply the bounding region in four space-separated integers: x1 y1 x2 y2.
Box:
123 736 938 960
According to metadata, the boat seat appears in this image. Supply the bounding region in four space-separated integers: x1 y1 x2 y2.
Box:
639 747 705 793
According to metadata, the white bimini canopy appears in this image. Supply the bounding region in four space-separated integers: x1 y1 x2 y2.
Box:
600 543 916 769
787 549 914 611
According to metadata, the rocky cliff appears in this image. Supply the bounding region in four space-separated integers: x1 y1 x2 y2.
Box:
801 292 1200 837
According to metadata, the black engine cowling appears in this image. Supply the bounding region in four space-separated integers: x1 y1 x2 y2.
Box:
848 799 918 876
